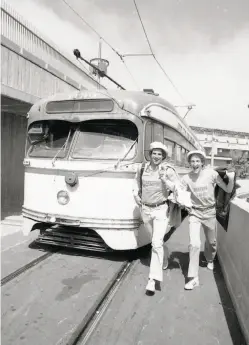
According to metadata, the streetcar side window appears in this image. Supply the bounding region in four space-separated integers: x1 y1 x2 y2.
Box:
153 122 164 142
175 145 188 166
143 105 200 163
181 147 187 167
185 150 190 167
176 144 182 165
144 120 153 160
164 139 175 163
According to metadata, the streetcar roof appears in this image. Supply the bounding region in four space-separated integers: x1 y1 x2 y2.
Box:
28 89 178 120
27 89 203 150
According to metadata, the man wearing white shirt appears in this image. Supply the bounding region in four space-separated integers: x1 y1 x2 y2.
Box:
181 151 235 290
133 142 177 293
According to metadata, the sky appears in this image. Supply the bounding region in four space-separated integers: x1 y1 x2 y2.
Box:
6 0 249 132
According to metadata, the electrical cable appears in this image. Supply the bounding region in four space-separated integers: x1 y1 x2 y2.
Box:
61 0 140 89
132 0 188 104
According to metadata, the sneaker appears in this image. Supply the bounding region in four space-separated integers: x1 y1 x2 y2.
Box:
184 277 199 290
207 262 214 270
163 259 168 270
146 279 155 293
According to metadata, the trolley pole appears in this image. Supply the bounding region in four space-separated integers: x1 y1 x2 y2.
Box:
73 49 125 90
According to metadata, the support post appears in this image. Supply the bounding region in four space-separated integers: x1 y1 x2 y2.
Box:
211 131 215 167
97 39 102 89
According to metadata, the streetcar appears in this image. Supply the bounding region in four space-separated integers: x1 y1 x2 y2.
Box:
22 89 203 251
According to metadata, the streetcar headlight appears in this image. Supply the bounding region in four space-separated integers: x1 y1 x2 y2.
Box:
57 190 70 205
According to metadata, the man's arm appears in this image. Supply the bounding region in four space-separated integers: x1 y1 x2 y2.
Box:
180 175 188 191
215 171 235 193
160 167 178 191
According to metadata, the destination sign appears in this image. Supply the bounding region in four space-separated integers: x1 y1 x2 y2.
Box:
46 99 114 114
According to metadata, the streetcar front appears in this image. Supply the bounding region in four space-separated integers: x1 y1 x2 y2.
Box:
22 91 148 251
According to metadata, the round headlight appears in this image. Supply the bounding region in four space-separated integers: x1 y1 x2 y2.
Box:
57 190 70 205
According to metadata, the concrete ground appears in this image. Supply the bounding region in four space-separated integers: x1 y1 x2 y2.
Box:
1 218 126 345
85 217 246 345
1 216 246 345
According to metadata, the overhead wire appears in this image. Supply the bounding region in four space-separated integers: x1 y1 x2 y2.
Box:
132 0 188 104
61 0 121 58
121 53 153 57
120 57 141 90
60 0 140 90
132 0 154 54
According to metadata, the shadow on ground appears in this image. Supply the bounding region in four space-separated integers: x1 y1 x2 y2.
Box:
28 237 151 264
213 258 247 345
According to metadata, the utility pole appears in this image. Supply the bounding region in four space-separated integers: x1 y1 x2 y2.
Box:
97 39 102 89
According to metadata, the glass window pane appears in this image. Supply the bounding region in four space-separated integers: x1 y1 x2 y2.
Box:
181 147 186 167
46 99 114 113
28 120 75 158
144 121 153 160
184 149 190 167
176 144 182 165
164 139 175 163
72 119 138 160
153 122 163 142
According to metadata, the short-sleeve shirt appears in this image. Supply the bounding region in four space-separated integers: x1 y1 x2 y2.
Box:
181 168 220 219
141 163 172 204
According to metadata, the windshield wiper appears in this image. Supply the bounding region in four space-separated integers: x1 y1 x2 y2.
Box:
51 129 72 167
114 137 138 169
29 134 49 146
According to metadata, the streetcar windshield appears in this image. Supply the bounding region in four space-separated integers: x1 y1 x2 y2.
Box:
72 119 138 160
27 120 75 158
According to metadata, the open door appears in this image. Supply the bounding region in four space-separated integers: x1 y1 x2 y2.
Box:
214 167 240 230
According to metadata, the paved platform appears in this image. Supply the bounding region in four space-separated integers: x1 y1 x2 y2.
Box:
1 214 23 237
0 216 246 345
87 217 246 345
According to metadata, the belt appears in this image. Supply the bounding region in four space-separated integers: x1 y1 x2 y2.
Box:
192 205 215 210
142 200 167 208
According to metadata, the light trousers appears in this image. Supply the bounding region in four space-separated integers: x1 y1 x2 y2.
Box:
141 204 169 282
188 215 217 278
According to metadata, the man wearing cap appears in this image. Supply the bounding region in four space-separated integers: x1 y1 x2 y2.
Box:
133 141 177 293
181 150 235 290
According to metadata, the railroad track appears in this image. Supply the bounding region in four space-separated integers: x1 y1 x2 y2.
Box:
66 258 137 345
1 251 55 286
2 245 138 345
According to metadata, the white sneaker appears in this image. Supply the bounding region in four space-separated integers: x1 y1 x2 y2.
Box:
207 262 214 270
184 277 199 290
146 279 155 293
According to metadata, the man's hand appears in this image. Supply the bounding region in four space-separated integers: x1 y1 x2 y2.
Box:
159 171 165 180
134 195 142 206
185 206 192 213
226 171 235 180
159 166 166 180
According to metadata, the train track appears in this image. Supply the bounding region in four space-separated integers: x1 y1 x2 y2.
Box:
66 259 137 345
2 245 138 344
1 251 55 286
